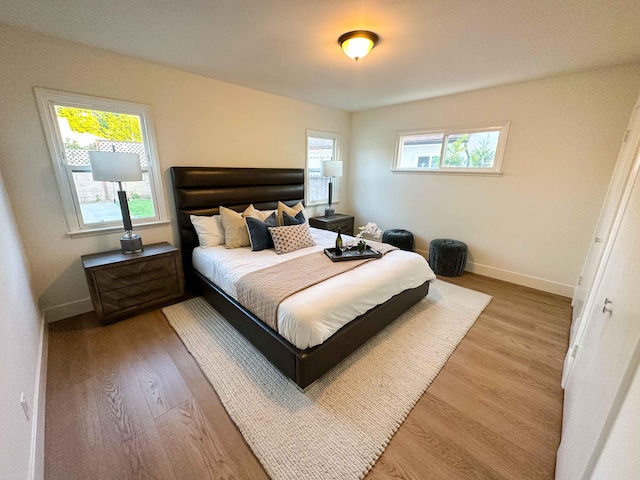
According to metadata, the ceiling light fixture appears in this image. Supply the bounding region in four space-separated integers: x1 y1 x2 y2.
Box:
338 30 379 61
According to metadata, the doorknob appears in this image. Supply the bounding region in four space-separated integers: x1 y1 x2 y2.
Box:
602 298 613 315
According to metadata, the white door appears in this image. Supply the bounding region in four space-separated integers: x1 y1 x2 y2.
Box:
556 146 640 479
570 99 640 340
564 98 640 385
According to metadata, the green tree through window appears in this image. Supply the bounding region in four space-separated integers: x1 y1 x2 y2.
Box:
445 134 496 167
56 107 143 142
394 122 509 174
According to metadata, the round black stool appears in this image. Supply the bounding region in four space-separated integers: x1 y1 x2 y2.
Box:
382 229 414 251
429 239 467 276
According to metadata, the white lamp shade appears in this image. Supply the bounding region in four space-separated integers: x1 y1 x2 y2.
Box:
320 160 343 178
89 151 142 182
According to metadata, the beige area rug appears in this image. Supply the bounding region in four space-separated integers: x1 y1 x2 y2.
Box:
162 279 491 480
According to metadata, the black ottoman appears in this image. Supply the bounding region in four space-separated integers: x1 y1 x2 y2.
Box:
382 229 414 251
429 239 467 276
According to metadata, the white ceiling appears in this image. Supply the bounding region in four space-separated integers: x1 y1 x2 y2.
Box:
1 0 639 111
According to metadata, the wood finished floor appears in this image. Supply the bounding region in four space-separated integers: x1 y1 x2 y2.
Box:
45 273 571 480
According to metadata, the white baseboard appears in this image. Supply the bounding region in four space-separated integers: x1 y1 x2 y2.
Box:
465 261 574 297
416 248 574 297
29 314 48 480
44 297 93 323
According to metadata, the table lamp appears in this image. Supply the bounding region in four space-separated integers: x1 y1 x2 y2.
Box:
89 151 144 254
320 160 343 217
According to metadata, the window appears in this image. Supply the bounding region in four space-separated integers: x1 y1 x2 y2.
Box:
393 122 510 174
306 130 340 205
35 88 168 236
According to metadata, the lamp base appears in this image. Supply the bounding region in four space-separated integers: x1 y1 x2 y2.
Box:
324 207 335 217
120 233 143 254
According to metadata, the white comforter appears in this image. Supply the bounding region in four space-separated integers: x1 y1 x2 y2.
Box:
192 228 435 349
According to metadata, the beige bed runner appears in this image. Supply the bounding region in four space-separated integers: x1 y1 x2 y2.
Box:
236 242 396 330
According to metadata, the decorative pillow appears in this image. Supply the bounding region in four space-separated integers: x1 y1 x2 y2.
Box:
220 206 259 248
243 204 260 219
259 209 276 221
243 204 276 221
245 213 278 251
263 211 277 225
190 214 224 247
277 201 308 226
268 223 316 255
282 210 305 226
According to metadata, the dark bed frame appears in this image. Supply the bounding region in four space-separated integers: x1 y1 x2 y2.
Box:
170 167 429 389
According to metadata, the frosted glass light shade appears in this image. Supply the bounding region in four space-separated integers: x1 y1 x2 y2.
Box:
89 151 142 182
320 160 343 178
338 30 379 61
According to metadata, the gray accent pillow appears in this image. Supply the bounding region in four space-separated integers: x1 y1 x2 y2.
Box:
282 210 305 226
246 213 278 251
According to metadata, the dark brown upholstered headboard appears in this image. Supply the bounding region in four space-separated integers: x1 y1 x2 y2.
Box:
170 167 305 285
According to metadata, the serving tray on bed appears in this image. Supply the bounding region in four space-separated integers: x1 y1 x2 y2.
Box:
324 247 382 262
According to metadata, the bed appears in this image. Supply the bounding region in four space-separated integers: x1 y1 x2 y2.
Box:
170 166 432 389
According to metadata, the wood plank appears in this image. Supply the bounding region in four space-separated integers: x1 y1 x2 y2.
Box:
380 412 506 480
427 365 560 464
116 313 192 418
46 312 99 402
84 323 177 479
412 394 554 479
156 397 244 480
45 378 102 480
365 436 460 480
447 343 562 407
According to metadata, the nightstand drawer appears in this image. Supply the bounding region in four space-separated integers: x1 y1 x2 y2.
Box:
324 219 353 233
95 256 177 292
100 276 180 314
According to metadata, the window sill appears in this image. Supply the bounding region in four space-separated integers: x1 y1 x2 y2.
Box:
391 168 503 176
67 220 171 238
306 200 341 207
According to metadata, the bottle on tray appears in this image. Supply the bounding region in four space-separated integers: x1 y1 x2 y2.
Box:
335 228 343 256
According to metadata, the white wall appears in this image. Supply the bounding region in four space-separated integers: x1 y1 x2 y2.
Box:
591 363 640 479
0 24 351 321
0 170 45 480
349 66 640 295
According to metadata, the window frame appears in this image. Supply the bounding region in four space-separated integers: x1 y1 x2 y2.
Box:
392 121 511 175
305 129 341 206
34 88 169 237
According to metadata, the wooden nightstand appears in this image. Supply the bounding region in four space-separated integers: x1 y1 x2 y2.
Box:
309 214 354 236
82 242 185 325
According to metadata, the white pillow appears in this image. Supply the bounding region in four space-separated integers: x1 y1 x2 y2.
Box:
190 214 224 247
